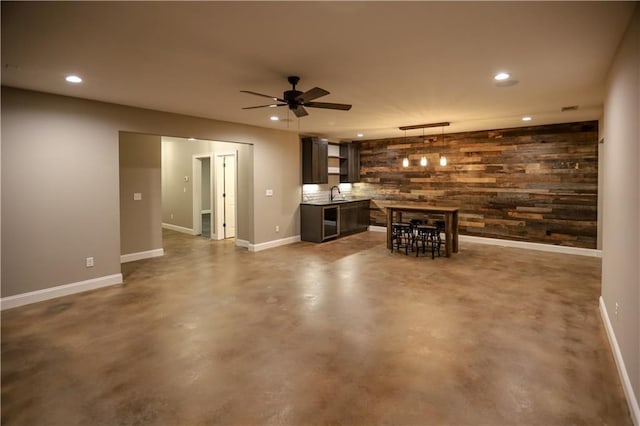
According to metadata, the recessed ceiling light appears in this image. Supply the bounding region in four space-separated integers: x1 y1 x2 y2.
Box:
522 116 532 121
188 137 196 141
65 75 82 83
494 72 510 81
357 133 364 138
270 116 279 121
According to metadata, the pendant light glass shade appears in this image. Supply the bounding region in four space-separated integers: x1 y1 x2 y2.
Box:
420 156 427 166
402 157 409 168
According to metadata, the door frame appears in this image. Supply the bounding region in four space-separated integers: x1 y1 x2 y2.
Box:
192 153 215 238
214 151 238 240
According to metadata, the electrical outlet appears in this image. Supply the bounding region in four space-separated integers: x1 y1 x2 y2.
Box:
170 213 174 219
615 302 619 319
275 225 279 232
86 257 94 268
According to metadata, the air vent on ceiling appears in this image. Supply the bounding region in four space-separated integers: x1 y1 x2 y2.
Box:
561 105 579 112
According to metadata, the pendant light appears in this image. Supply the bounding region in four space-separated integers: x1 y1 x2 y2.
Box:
439 126 447 166
402 130 409 167
420 128 427 166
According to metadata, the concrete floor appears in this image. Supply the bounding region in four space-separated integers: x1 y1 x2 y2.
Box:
1 230 632 425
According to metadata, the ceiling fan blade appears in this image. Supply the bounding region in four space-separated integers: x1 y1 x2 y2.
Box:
242 103 286 110
292 105 309 118
296 87 330 103
305 102 352 111
240 90 285 103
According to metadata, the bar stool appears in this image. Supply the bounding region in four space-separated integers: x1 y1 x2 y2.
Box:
415 224 440 258
391 222 412 255
431 220 445 257
407 218 423 254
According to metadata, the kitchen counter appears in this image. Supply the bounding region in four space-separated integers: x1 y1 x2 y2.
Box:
300 197 371 206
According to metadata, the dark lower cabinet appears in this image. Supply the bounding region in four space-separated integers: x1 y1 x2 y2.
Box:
339 201 369 235
301 204 340 242
301 200 369 243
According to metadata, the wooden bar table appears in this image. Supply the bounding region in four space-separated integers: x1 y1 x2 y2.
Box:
385 204 460 257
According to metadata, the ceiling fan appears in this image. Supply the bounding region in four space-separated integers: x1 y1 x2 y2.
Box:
241 76 352 118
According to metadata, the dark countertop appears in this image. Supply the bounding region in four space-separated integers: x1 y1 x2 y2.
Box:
300 197 371 206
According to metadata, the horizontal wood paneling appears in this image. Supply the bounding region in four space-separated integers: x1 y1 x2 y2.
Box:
352 121 598 248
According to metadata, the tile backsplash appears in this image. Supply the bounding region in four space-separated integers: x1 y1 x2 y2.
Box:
302 183 353 203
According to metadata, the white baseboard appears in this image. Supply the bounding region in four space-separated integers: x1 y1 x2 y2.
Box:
459 235 602 257
599 297 640 425
162 223 195 235
1 273 123 311
368 225 387 233
249 235 301 252
236 239 250 248
120 248 164 263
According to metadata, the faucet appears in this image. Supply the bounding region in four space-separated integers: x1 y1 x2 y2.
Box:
330 185 341 201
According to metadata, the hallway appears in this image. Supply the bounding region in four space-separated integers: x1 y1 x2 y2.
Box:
0 230 632 425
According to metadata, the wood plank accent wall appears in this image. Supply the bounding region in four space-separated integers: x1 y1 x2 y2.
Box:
352 121 599 248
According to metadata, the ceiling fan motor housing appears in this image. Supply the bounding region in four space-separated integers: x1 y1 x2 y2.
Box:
285 75 303 108
284 89 303 106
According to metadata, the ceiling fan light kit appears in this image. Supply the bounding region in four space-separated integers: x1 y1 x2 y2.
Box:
241 76 352 118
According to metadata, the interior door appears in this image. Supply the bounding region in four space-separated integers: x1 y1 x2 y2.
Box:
223 155 236 238
215 153 237 240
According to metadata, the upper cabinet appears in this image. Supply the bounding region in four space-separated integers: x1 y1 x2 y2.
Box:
301 137 359 184
340 143 360 183
301 136 328 184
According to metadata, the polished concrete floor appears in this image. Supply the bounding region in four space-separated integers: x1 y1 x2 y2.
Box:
1 230 632 425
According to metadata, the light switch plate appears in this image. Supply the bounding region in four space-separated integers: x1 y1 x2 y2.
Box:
133 193 142 201
266 189 274 196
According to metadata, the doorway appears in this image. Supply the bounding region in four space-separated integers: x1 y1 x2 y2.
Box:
215 152 237 240
192 153 214 238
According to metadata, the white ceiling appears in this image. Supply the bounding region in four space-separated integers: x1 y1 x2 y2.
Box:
1 2 635 140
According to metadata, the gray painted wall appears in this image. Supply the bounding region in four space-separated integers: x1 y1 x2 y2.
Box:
1 87 300 298
602 4 639 412
119 132 162 256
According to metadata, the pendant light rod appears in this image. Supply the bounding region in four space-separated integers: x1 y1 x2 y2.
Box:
399 121 450 131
